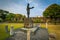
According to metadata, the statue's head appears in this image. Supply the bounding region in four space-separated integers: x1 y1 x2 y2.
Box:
27 3 29 6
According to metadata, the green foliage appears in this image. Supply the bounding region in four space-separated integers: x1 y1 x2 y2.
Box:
0 18 3 22
43 4 60 23
32 17 42 23
43 4 60 17
0 9 26 23
6 13 15 21
0 9 9 22
34 19 41 23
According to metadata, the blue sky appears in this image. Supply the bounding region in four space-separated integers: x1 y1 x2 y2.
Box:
0 0 60 17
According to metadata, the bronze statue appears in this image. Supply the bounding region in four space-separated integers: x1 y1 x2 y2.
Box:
26 3 34 18
24 3 34 28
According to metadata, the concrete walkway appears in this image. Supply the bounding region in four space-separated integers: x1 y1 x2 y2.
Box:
7 27 49 40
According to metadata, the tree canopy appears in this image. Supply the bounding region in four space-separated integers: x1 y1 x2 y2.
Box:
43 4 60 23
0 9 26 22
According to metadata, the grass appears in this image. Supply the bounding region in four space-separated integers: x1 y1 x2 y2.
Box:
0 23 24 40
48 24 60 40
0 23 60 40
40 23 60 40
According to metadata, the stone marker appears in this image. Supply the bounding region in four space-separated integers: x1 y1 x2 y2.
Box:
46 22 48 29
10 25 14 36
5 25 8 33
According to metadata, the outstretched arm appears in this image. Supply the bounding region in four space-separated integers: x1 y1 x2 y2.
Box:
30 7 34 9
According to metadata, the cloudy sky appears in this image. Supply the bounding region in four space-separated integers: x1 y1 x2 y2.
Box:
0 0 60 17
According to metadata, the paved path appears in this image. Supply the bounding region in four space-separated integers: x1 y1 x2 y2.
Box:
7 28 49 40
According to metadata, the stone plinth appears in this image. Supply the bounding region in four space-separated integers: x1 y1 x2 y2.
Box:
24 18 33 28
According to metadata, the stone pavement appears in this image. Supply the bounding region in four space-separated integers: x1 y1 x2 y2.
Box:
7 27 49 40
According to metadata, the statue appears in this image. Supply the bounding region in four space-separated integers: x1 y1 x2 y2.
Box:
24 3 34 28
26 3 34 18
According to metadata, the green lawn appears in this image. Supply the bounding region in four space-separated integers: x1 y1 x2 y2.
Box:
0 23 60 40
0 23 24 40
40 23 60 40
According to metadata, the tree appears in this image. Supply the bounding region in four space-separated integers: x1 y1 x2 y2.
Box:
0 9 26 22
6 13 15 22
14 14 26 22
43 4 60 24
0 9 9 22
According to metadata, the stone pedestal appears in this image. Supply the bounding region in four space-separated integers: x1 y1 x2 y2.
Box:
5 25 8 33
24 18 33 28
10 26 14 36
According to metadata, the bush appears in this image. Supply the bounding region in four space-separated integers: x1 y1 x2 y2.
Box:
0 18 3 22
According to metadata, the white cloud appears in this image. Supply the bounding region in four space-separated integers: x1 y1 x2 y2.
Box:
0 0 45 17
1 2 27 16
25 0 34 3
